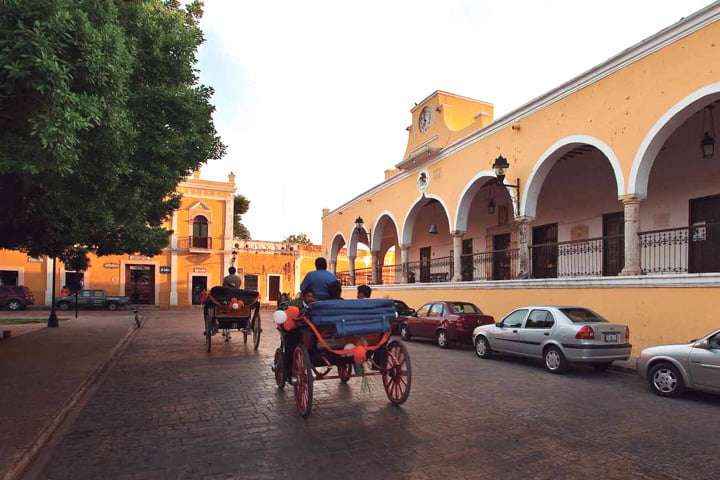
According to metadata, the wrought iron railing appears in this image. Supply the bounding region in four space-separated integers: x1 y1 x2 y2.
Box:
406 256 453 283
354 267 372 286
529 234 623 278
336 271 350 286
177 236 212 249
639 223 719 274
461 248 520 281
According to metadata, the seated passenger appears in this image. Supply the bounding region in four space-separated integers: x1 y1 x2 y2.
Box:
356 284 372 299
300 257 337 300
327 280 343 299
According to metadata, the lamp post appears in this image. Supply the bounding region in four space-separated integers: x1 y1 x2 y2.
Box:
47 256 59 328
492 155 521 215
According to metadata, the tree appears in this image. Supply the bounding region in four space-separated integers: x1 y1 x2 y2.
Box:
0 0 225 264
233 194 251 239
284 233 312 245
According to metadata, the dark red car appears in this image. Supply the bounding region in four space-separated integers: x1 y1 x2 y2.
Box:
399 301 494 348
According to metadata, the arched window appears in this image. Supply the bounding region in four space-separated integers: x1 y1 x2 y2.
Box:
192 215 209 248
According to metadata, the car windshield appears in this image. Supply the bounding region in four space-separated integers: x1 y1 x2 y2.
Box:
449 303 481 314
560 308 607 323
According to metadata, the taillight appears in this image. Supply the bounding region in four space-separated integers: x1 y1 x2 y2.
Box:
575 325 595 340
624 326 630 341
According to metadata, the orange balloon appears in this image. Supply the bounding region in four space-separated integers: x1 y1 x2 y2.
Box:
285 305 300 321
283 317 297 331
353 346 367 364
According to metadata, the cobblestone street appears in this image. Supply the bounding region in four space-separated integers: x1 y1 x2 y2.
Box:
28 310 719 480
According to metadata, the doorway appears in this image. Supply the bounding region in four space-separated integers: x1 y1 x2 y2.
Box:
492 233 512 280
602 212 624 276
191 276 207 305
532 223 558 278
126 265 155 304
268 275 281 302
419 247 431 283
461 239 473 281
0 270 19 286
690 194 720 273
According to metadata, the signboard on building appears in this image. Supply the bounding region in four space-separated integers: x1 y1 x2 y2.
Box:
193 268 206 273
129 255 151 261
104 263 120 269
159 266 171 274
27 256 44 263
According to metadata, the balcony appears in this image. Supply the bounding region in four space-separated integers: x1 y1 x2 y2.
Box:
177 236 212 251
640 222 720 274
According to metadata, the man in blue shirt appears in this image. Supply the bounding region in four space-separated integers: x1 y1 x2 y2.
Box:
300 257 337 300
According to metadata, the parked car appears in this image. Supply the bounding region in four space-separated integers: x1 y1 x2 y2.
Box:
0 285 35 311
399 301 494 348
391 299 416 334
473 306 631 374
637 329 720 397
55 289 131 311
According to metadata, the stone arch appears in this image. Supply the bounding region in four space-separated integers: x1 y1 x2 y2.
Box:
522 135 624 218
371 211 400 254
329 232 347 268
629 82 720 197
455 170 499 232
401 194 451 246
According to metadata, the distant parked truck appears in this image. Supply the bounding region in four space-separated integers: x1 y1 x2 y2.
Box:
55 289 131 311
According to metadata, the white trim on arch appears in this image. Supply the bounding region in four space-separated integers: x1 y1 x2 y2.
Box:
371 211 400 253
454 170 498 232
629 82 720 197
521 135 625 218
329 232 347 265
401 194 451 246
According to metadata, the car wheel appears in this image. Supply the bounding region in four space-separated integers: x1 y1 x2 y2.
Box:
399 324 411 341
57 302 70 311
544 346 568 374
436 330 449 349
592 362 612 371
648 362 686 397
475 336 492 359
107 302 118 311
7 299 22 311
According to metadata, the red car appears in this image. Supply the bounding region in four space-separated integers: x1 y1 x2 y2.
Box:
399 301 494 348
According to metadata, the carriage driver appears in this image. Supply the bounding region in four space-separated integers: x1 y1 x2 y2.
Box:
299 257 337 300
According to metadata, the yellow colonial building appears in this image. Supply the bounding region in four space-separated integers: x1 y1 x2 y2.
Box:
323 4 720 354
0 172 356 308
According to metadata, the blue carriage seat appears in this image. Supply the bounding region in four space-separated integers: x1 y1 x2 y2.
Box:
305 299 397 336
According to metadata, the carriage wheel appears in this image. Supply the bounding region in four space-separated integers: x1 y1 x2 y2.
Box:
252 306 262 350
292 346 314 418
204 306 213 352
338 363 352 383
273 347 286 389
382 340 412 405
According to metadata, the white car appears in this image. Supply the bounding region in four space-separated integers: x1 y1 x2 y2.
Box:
637 329 720 397
472 306 631 374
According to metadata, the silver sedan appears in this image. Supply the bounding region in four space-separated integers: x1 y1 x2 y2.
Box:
472 306 632 374
637 329 720 397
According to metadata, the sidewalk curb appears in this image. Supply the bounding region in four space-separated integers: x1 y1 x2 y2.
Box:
2 323 141 480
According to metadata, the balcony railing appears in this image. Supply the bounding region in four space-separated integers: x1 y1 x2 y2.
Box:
406 256 453 283
640 223 719 274
530 234 623 278
462 248 520 281
177 236 212 250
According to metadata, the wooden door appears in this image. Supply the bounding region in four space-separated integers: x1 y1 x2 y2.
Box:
602 212 624 276
532 224 558 278
268 275 280 302
492 233 511 280
690 195 720 273
461 239 473 281
420 247 431 283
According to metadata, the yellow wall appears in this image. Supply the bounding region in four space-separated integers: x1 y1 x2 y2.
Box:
373 286 719 356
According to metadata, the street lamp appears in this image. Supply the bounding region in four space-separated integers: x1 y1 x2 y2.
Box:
702 106 715 158
492 155 521 215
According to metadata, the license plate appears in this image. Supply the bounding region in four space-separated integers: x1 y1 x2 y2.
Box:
604 333 619 343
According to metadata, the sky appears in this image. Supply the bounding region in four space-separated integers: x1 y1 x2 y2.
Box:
193 0 714 244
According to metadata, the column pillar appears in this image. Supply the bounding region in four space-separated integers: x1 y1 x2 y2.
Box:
516 216 533 279
329 260 337 275
348 256 356 286
619 195 644 276
371 251 379 285
400 246 410 284
451 232 464 282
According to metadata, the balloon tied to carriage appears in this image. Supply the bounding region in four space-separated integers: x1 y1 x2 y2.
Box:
272 298 412 417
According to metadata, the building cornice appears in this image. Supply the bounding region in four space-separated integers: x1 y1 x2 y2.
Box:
324 3 720 220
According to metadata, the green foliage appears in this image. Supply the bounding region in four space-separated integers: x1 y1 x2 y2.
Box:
0 0 225 262
284 233 312 245
233 194 251 239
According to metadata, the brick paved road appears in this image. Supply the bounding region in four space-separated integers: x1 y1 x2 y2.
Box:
30 311 719 480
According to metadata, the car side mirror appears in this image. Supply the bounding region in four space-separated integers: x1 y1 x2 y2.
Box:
496 322 504 328
694 340 710 349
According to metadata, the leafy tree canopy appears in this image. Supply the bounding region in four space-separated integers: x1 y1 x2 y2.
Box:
284 233 312 245
233 194 250 239
0 0 225 267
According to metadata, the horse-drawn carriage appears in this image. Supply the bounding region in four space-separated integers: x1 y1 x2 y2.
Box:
272 298 412 417
203 286 262 352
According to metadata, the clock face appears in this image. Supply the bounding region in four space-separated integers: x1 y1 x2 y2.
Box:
419 107 431 133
